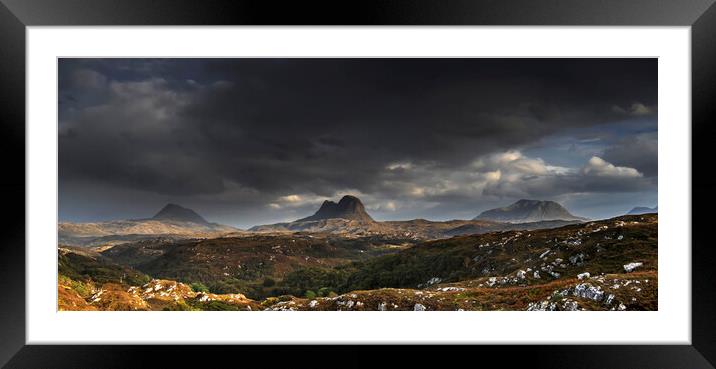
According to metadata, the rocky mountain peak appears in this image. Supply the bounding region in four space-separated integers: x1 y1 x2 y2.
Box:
152 203 209 225
296 195 374 222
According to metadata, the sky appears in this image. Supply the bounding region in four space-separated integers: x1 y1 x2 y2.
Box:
58 58 657 229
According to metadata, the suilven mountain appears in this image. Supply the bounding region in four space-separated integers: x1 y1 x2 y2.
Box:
296 195 374 222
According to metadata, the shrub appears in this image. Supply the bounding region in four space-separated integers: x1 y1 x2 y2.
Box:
162 301 194 311
203 301 242 311
261 297 279 307
304 290 317 299
70 279 92 298
190 282 209 293
262 277 276 287
280 267 351 294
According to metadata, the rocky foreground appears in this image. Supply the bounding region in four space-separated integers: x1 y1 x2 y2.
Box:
263 270 656 311
60 270 655 311
59 278 259 311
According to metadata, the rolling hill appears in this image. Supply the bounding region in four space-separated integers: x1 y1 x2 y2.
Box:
98 232 416 299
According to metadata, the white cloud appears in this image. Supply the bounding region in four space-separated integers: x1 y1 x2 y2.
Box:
279 194 302 203
485 170 501 182
269 193 326 209
378 150 648 203
630 103 652 116
373 201 399 212
611 102 655 116
386 162 414 171
409 186 426 197
581 156 643 178
473 151 570 176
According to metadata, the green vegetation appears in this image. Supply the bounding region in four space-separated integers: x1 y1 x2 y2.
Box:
162 301 196 311
99 233 412 300
336 215 657 292
58 274 94 298
59 250 151 286
190 282 209 293
317 287 334 297
277 266 354 297
190 300 244 311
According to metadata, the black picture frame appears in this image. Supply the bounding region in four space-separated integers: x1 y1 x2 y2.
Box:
1 0 714 367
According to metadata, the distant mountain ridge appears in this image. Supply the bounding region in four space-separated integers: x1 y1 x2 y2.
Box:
627 206 658 215
296 195 374 222
59 204 238 247
474 199 588 223
250 195 583 238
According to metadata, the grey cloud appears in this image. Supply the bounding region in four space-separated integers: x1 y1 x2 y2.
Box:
602 132 658 177
58 58 657 225
70 68 108 90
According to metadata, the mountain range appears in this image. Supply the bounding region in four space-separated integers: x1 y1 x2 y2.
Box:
248 196 583 239
59 196 609 246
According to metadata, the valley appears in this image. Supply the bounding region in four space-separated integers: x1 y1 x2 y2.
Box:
58 197 658 311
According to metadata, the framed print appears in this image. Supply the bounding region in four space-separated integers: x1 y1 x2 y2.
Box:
1 0 715 367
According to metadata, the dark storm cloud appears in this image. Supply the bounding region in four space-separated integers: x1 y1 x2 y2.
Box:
58 58 657 226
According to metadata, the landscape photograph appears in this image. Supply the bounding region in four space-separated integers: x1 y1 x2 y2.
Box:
58 58 658 311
